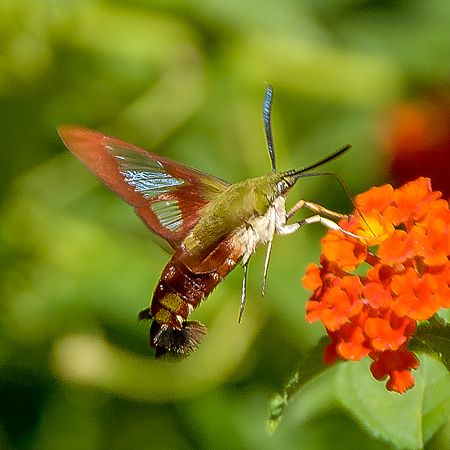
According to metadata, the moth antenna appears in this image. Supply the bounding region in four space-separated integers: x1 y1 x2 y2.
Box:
291 144 351 176
263 84 276 172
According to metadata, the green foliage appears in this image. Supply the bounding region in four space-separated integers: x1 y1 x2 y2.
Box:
1 1 450 449
335 356 450 449
268 337 336 432
270 355 450 449
413 316 450 371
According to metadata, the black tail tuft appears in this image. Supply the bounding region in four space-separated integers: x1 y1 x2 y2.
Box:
150 320 207 359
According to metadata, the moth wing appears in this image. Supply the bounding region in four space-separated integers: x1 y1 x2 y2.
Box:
58 126 230 251
176 233 244 275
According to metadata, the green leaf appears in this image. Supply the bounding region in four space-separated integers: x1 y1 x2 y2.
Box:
412 317 450 371
335 359 422 449
421 356 450 443
268 337 340 431
270 336 449 448
335 355 450 449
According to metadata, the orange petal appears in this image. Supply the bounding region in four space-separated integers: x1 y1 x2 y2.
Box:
335 323 371 361
364 315 414 351
384 177 440 225
363 282 392 309
392 270 441 320
370 349 420 394
321 232 367 269
355 184 394 214
302 264 322 291
378 229 415 264
386 369 416 393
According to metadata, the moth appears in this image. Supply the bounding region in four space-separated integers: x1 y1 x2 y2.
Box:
58 86 351 358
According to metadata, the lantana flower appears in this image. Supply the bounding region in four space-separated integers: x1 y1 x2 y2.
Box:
303 177 450 393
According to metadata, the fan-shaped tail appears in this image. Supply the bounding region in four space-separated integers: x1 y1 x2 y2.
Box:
149 320 208 358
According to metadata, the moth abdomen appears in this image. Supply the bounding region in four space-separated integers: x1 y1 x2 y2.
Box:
140 258 217 357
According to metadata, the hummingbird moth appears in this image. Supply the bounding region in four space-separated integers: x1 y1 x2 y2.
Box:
58 86 351 358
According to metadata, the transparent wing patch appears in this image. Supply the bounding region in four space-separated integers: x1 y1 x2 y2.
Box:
107 144 184 198
150 200 183 231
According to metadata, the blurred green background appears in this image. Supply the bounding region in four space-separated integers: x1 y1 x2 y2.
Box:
1 1 450 449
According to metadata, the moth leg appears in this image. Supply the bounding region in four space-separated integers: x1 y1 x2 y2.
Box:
287 199 348 221
261 238 273 297
238 262 249 323
279 214 360 240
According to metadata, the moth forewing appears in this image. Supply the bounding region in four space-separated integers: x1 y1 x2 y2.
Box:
58 126 230 251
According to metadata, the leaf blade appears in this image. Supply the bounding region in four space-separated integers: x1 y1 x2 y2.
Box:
268 337 337 431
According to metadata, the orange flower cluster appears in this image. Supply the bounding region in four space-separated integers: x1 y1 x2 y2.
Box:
303 178 450 393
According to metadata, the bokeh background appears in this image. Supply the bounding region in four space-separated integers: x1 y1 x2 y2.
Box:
1 1 450 449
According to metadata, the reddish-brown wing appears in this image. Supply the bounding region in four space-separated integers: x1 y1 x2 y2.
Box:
58 126 230 250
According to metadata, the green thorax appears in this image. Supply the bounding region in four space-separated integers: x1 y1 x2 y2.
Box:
182 172 285 254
